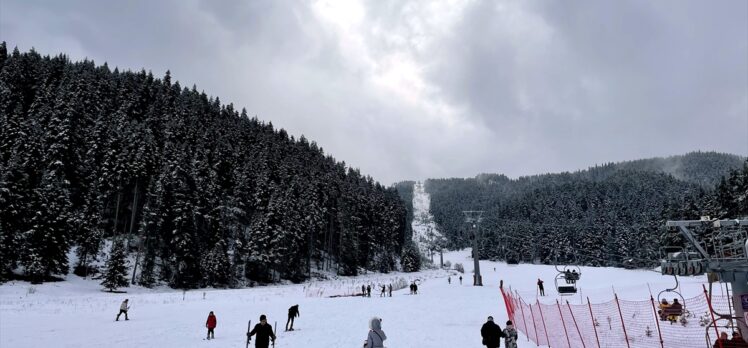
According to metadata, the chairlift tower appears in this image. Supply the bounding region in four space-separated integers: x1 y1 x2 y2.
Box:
663 218 748 338
463 210 484 286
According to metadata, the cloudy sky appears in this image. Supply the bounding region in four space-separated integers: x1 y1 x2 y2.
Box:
2 0 747 184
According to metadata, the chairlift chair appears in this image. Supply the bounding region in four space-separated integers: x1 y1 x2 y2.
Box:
555 272 577 295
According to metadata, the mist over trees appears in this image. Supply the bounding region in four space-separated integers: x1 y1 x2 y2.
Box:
423 153 746 267
0 44 409 287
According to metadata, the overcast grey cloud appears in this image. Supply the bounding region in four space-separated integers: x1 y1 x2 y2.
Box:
2 0 746 184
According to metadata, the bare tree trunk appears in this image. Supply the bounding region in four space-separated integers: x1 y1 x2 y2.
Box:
130 182 142 284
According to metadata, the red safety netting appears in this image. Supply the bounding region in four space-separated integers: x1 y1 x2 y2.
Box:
500 285 737 348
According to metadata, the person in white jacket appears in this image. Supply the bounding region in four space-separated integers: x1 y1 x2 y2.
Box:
116 299 129 321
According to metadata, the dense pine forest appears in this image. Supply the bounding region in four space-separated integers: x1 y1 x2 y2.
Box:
0 44 411 288
424 152 748 267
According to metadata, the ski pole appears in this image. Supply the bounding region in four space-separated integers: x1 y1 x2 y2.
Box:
246 320 251 348
273 321 277 347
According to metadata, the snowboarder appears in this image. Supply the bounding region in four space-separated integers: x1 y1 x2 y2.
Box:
503 320 518 348
206 311 217 339
459 276 463 285
480 316 503 348
366 285 371 297
248 314 276 348
537 278 545 296
362 285 366 297
448 276 451 284
286 305 299 331
364 317 387 348
116 299 129 321
380 284 386 297
388 284 392 297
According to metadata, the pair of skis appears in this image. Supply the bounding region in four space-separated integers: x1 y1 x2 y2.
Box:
246 320 277 348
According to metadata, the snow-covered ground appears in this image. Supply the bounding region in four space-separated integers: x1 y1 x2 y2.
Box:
411 181 444 257
0 249 709 348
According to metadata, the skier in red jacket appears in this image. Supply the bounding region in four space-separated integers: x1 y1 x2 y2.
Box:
206 311 217 340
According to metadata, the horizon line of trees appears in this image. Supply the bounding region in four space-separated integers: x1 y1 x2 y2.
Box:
422 154 747 268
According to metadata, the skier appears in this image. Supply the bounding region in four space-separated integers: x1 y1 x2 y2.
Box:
503 320 518 348
116 299 129 321
448 276 451 284
731 331 748 347
248 314 276 348
205 311 217 339
364 317 387 348
362 285 366 297
286 305 299 331
658 299 670 321
713 332 729 348
537 279 545 296
367 285 372 297
459 276 463 285
388 284 392 297
380 284 386 297
565 270 572 284
668 298 683 323
480 316 503 348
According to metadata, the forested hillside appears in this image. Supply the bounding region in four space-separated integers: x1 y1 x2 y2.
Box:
0 44 409 288
426 153 747 267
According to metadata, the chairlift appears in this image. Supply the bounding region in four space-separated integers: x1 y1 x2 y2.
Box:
555 272 577 295
656 275 687 323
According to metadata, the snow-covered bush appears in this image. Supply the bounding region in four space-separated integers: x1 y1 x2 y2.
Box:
454 263 464 273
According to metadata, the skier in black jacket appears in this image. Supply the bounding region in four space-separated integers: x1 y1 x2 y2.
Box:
481 316 504 348
248 314 276 348
286 305 299 331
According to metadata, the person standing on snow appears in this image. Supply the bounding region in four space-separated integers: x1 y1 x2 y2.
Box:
503 320 518 348
362 285 366 297
388 284 392 297
116 299 130 321
286 305 299 331
459 276 463 285
481 316 503 348
380 284 386 297
205 311 217 339
365 317 387 348
448 276 451 284
367 285 372 297
537 279 545 296
248 314 276 348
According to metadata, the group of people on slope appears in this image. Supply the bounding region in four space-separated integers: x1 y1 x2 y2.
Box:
361 284 393 297
481 316 518 348
447 275 463 285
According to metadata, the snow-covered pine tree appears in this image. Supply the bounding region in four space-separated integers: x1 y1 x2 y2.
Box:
101 237 129 291
400 241 421 272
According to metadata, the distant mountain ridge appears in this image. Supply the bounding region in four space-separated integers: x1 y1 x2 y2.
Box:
418 151 746 268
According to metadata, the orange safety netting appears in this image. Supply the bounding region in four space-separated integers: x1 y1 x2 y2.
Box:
500 285 736 348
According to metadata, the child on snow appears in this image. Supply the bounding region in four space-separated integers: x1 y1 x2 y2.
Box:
205 311 217 339
503 320 518 348
364 317 387 348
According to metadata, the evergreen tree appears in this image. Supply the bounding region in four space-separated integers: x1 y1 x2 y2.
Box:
101 237 129 291
401 241 421 272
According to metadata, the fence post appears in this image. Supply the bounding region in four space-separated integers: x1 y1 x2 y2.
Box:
703 284 723 348
537 299 551 347
557 300 573 348
518 298 530 342
587 297 601 348
614 293 631 348
566 300 586 348
530 303 540 346
649 295 665 348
